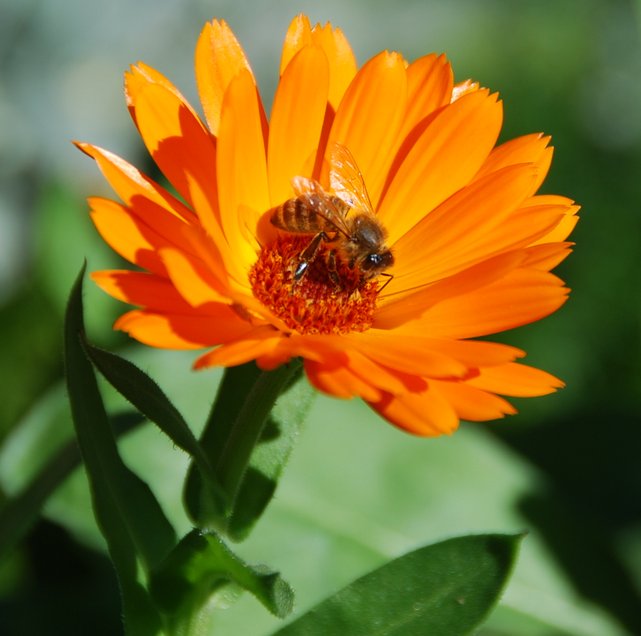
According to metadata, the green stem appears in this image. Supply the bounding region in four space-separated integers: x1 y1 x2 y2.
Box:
214 359 303 504
184 359 303 529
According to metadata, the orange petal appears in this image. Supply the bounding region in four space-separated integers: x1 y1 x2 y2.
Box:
467 362 565 397
115 311 205 349
92 270 189 312
280 16 357 110
367 385 460 436
268 45 330 205
422 268 569 339
91 191 207 268
115 306 256 350
383 332 525 368
475 133 554 194
344 330 469 379
521 242 574 270
250 333 342 370
375 250 527 330
254 341 311 370
309 22 357 110
131 81 222 241
217 69 269 264
299 343 427 397
280 15 313 74
195 19 253 135
125 63 199 128
530 197 580 244
378 89 503 243
75 142 193 221
326 51 408 207
88 192 218 286
472 205 571 260
193 329 284 369
305 358 381 401
159 247 227 306
346 350 427 395
178 222 276 319
391 164 539 289
391 200 570 300
400 54 453 141
431 380 517 421
89 197 169 275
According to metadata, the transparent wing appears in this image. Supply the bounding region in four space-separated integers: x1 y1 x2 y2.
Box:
329 143 376 215
290 175 351 236
291 175 325 198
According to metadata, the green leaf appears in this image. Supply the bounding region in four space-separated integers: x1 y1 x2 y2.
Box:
150 529 294 631
184 360 304 533
0 411 143 564
272 533 523 636
85 343 228 514
64 264 176 634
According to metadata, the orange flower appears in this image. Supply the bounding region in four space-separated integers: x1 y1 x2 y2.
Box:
77 15 578 436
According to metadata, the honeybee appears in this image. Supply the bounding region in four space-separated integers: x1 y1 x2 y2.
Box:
270 143 394 291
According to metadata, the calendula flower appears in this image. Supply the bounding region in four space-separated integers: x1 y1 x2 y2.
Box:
77 15 578 436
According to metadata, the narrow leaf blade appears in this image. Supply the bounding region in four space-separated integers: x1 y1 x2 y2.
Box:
85 344 228 513
273 533 524 636
64 264 175 633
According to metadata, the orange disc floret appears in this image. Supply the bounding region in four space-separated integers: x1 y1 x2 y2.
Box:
250 236 379 335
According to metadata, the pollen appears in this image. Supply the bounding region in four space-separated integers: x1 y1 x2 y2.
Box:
250 236 380 335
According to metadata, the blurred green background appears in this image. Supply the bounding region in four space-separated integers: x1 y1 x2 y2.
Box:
1 0 640 634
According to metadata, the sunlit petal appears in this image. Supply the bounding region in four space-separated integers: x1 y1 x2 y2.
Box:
379 89 503 242
195 19 253 135
217 69 269 262
268 46 330 204
468 362 565 397
92 270 187 313
368 386 460 436
131 81 221 241
281 15 357 110
326 51 408 207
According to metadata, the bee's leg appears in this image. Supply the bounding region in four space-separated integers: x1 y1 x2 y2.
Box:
326 250 341 288
294 232 329 281
377 272 394 293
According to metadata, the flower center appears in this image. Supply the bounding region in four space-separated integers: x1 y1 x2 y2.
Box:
250 236 380 335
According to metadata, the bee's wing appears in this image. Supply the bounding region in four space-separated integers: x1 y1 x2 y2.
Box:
329 143 376 215
291 175 325 197
290 176 351 236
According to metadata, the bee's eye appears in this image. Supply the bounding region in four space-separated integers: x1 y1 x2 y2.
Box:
362 253 383 270
363 251 394 271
